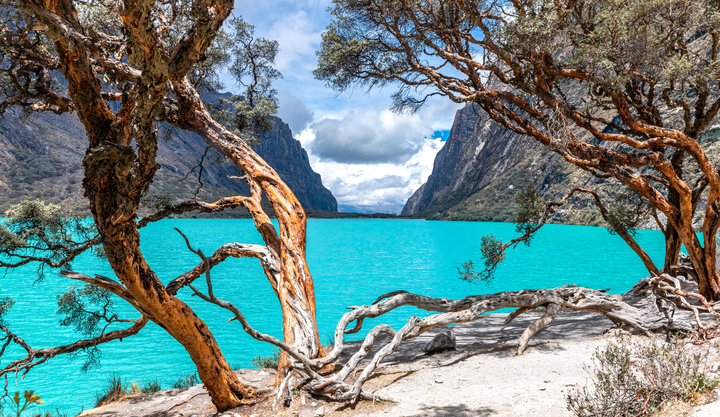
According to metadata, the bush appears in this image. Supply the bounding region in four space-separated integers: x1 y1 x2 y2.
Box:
140 380 162 393
251 349 281 369
95 373 128 407
171 372 199 390
566 336 720 416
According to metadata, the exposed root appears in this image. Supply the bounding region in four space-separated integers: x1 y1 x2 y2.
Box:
517 303 559 355
627 273 720 329
178 232 718 407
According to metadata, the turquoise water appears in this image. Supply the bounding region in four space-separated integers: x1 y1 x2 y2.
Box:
0 219 666 415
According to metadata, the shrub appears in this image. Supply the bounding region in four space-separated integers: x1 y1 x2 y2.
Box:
171 372 199 390
140 380 162 393
95 373 128 407
566 336 720 416
251 348 281 369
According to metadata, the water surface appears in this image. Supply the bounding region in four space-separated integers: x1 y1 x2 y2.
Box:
0 219 665 414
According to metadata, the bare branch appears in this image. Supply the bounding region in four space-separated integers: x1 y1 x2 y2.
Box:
0 316 147 379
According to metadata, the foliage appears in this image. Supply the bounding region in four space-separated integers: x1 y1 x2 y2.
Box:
2 391 44 417
56 283 126 372
94 373 128 407
171 372 199 390
251 349 281 369
0 298 16 326
57 285 116 338
514 185 545 245
92 374 162 406
0 200 102 275
605 192 651 238
566 336 720 416
208 17 282 143
140 380 162 394
459 235 506 284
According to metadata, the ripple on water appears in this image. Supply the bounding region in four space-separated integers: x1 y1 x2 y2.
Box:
0 219 665 414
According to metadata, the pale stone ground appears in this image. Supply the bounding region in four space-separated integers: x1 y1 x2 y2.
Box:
78 310 720 417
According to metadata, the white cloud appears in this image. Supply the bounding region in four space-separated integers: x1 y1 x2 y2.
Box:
268 10 322 75
232 0 466 211
277 91 314 133
298 128 444 207
309 108 433 164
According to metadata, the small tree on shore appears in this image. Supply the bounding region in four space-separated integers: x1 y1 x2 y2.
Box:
316 0 720 301
0 0 321 410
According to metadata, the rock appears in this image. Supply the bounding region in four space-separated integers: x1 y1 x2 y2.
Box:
435 374 444 384
301 394 306 405
252 117 337 211
315 406 326 416
234 414 241 417
311 402 317 407
421 330 456 354
713 389 720 402
711 364 720 373
708 347 719 354
0 102 338 216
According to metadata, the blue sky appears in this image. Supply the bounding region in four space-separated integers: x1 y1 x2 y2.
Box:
230 0 463 211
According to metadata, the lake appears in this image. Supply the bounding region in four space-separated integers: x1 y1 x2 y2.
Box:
0 219 666 415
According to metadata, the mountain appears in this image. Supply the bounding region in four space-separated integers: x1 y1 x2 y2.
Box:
338 203 405 214
0 107 337 215
401 103 704 226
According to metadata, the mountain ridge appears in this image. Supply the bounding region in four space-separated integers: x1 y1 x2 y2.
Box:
0 105 337 215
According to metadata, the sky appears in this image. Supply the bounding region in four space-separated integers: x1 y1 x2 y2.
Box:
230 0 463 212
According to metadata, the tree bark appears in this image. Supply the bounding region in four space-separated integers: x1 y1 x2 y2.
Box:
98 223 257 409
26 0 262 409
663 224 682 274
169 79 323 381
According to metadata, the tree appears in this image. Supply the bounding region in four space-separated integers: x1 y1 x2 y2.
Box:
0 0 321 410
316 0 720 301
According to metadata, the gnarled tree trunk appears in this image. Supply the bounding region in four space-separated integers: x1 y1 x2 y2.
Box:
169 79 323 381
23 0 322 410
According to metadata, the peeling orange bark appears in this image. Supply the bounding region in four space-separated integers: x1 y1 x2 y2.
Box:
21 0 305 410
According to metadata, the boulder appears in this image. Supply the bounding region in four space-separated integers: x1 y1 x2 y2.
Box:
421 330 456 354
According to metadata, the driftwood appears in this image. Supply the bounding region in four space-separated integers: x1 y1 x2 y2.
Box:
172 231 720 405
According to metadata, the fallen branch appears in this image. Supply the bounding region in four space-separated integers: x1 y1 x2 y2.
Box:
174 231 716 405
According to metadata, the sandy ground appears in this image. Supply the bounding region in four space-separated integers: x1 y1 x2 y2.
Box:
78 309 720 417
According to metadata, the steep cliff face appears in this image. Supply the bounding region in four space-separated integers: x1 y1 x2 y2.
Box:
253 119 337 212
402 103 626 224
0 108 337 214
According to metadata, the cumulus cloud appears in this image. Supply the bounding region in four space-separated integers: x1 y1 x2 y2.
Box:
278 91 314 134
297 129 444 209
309 108 434 164
232 1 465 210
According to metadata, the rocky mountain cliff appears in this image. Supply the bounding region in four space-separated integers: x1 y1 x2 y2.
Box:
401 104 663 225
0 107 337 215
